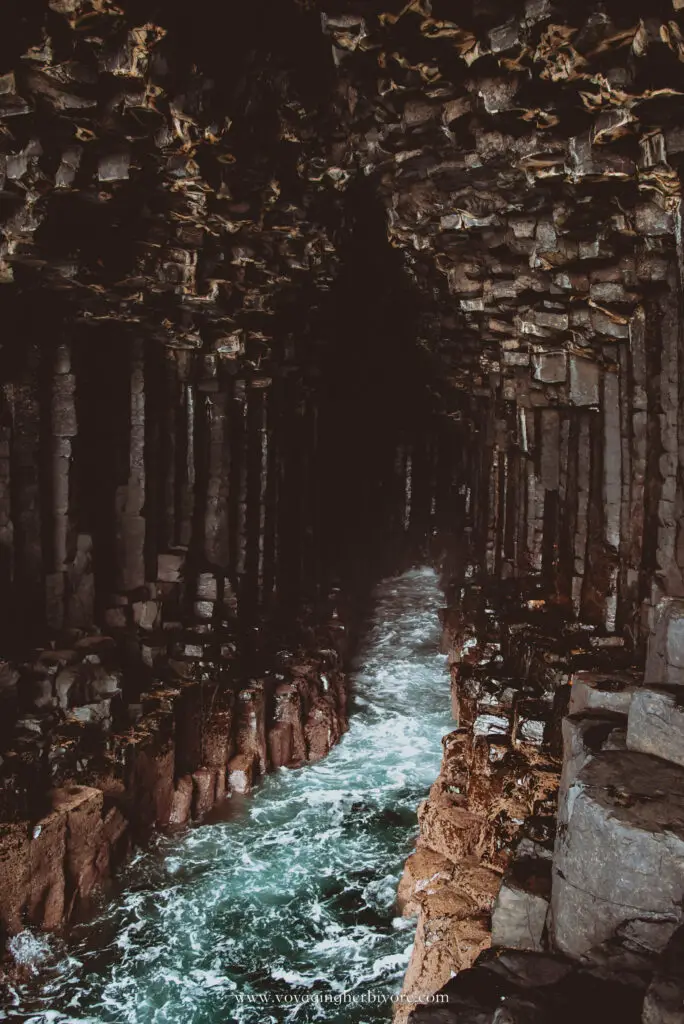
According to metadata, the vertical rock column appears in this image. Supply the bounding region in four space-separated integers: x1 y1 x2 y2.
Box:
504 412 527 582
301 391 319 600
231 377 249 610
261 375 279 612
0 389 13 624
401 444 413 535
539 407 560 593
115 339 145 595
468 407 488 576
245 377 271 614
524 408 544 576
487 415 515 581
9 346 43 644
200 354 230 569
161 350 179 552
602 364 621 632
655 266 681 594
625 308 647 631
276 377 303 614
573 411 592 617
176 354 195 552
46 343 77 630
484 418 501 578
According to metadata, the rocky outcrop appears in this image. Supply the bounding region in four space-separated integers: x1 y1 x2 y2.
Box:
552 749 684 958
0 0 448 945
319 0 684 641
335 0 684 1013
407 948 647 1024
396 588 562 1018
4 1 684 1012
404 591 684 1023
0 608 351 936
0 785 128 934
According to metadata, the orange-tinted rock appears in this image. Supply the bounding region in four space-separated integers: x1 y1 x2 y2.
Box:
0 825 30 935
268 683 306 769
417 796 487 866
191 768 216 820
234 686 267 777
0 786 127 936
304 699 335 763
124 726 176 830
54 786 108 914
397 901 490 1024
26 810 66 929
169 776 193 826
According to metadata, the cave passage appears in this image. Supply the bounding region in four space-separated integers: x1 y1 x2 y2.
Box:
6 568 452 1024
8 0 684 1018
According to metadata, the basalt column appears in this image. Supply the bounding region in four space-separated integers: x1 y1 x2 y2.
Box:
3 344 43 649
9 6 684 1003
311 4 684 1017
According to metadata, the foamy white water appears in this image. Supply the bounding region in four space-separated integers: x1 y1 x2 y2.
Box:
3 567 452 1024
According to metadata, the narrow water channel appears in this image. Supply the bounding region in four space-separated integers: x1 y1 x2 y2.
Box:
4 567 453 1024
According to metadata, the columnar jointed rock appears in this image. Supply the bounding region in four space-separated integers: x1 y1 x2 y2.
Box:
0 599 353 937
0 0 455 948
396 593 562 1019
2 2 684 1012
551 751 684 959
0 786 128 934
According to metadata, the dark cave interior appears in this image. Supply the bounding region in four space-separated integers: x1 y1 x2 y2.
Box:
3 2 684 1020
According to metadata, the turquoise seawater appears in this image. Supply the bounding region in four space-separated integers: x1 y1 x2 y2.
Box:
4 567 452 1024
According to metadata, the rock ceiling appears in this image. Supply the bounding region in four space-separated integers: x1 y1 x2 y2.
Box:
323 0 684 398
1 1 682 396
4 1 684 978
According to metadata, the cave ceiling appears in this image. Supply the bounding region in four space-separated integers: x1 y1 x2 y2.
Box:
0 1 682 416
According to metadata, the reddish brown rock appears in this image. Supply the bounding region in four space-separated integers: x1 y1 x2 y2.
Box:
234 686 268 778
0 787 129 937
26 810 66 929
168 776 194 826
0 825 30 935
124 729 176 830
304 699 336 763
191 768 217 820
55 786 108 915
268 683 306 769
397 902 490 1024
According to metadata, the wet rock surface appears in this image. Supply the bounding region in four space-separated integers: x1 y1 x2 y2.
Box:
0 610 352 936
0 568 456 1024
396 580 563 1018
403 570 684 1022
408 949 646 1024
2 0 684 1020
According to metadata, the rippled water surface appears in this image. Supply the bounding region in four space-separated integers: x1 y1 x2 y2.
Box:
4 567 452 1024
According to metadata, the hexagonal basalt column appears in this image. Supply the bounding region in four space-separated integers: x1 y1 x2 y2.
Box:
646 599 684 686
551 750 684 958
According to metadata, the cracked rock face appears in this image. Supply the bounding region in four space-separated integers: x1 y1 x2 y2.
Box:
551 750 684 958
3 2 684 1018
0 2 449 936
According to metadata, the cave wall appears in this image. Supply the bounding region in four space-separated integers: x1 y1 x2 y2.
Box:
0 0 454 938
319 0 684 654
309 4 684 1016
3 0 684 977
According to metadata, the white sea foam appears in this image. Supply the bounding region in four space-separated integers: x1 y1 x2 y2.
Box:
7 568 452 1024
7 932 53 969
